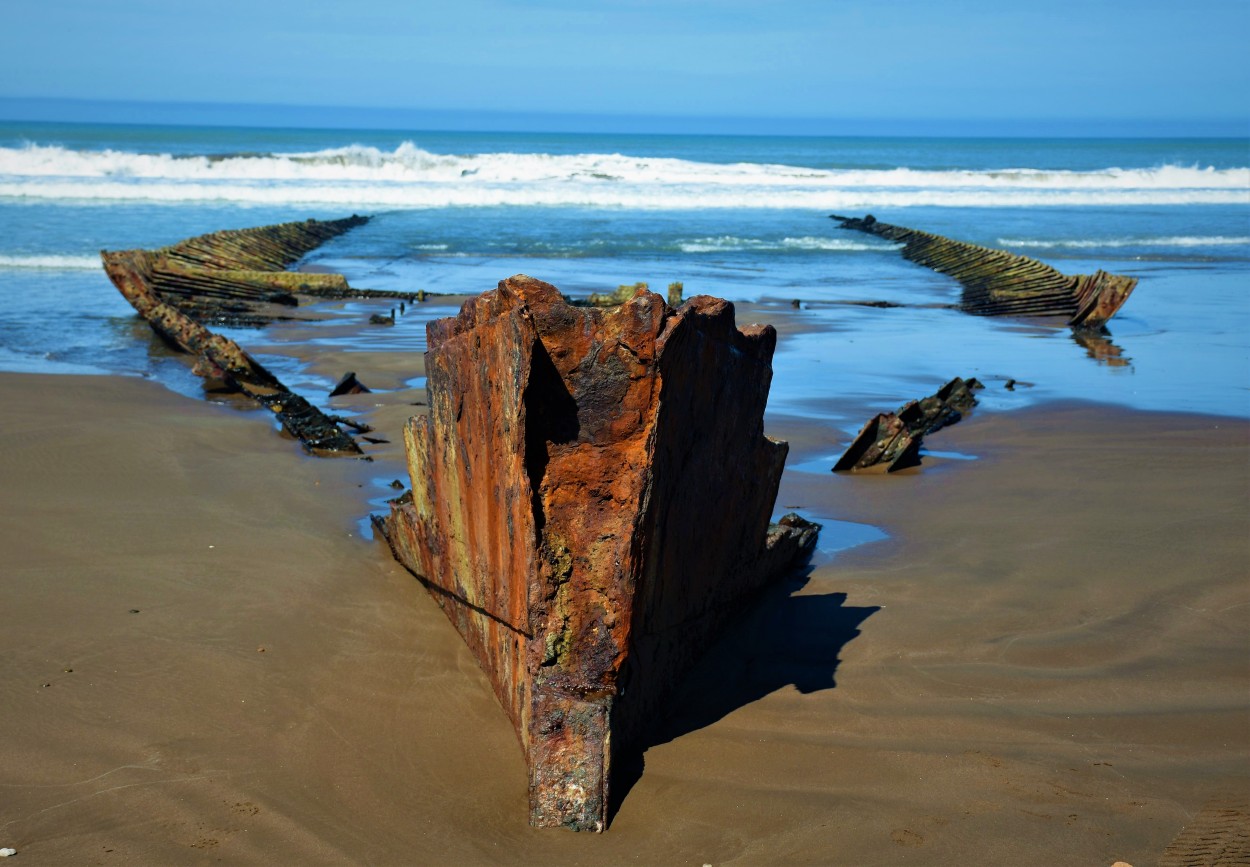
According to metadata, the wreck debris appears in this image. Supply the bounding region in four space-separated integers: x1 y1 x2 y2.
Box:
830 214 1137 330
101 219 377 455
834 377 983 473
329 372 372 397
375 276 819 831
833 413 920 474
582 281 649 307
102 216 416 327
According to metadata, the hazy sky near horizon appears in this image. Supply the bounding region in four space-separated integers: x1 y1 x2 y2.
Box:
2 0 1247 125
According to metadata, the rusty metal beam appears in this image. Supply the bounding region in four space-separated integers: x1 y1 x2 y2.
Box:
376 276 819 830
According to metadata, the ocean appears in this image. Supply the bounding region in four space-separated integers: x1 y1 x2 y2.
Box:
1 119 1247 433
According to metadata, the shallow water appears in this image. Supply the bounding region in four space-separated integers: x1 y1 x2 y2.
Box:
1 123 1246 429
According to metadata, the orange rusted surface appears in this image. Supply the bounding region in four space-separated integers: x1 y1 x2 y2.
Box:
378 276 818 830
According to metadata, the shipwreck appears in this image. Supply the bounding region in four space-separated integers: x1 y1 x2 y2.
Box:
101 219 821 829
100 217 407 455
834 376 983 473
831 214 1137 330
375 276 819 831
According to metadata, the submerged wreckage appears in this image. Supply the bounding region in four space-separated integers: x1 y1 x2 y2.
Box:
831 214 1137 330
835 376 983 473
375 276 819 830
100 217 411 455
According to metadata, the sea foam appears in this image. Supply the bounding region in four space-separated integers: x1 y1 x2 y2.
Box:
1 142 1247 209
678 236 901 253
0 253 103 269
999 236 1250 249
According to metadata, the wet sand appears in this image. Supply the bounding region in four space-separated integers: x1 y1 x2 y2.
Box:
1 324 1247 863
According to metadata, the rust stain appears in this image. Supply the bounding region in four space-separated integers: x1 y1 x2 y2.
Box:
377 276 819 830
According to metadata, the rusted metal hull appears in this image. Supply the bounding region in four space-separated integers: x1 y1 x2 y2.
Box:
831 214 1137 330
835 377 982 473
376 276 819 830
100 219 375 455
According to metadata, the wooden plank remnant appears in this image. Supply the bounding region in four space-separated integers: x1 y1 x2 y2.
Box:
375 275 820 830
831 214 1137 330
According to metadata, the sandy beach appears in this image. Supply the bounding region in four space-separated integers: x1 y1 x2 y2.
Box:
1 293 1246 864
1 0 1247 860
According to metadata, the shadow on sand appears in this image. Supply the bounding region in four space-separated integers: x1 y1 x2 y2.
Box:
609 570 879 823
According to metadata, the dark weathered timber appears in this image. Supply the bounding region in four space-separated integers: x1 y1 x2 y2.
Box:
833 413 921 474
101 221 372 455
835 377 982 473
329 371 372 397
376 276 819 831
113 216 418 326
830 214 1137 330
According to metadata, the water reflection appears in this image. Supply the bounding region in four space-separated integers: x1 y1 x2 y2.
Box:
1072 329 1132 367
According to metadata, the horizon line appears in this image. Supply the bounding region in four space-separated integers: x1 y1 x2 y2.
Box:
1 96 1247 139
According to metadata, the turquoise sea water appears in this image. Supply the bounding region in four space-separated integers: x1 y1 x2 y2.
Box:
1 120 1247 428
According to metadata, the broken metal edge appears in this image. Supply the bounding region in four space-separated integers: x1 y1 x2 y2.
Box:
372 281 823 831
833 376 982 474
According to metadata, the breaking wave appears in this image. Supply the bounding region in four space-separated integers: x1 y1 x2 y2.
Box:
999 235 1250 249
1 142 1247 209
0 253 102 269
678 236 901 253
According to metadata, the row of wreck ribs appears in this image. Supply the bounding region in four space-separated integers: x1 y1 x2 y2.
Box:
101 215 1139 831
102 214 412 326
832 214 1137 330
100 217 403 455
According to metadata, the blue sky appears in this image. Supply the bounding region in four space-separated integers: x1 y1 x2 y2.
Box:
1 0 1247 133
